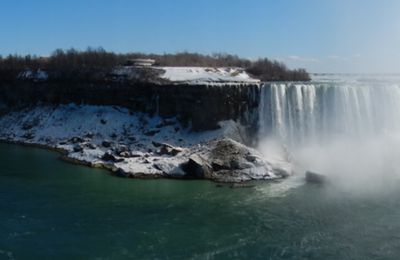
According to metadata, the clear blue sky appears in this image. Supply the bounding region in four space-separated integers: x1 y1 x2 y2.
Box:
1 0 400 73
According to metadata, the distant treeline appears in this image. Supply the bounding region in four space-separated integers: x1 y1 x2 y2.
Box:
0 47 310 82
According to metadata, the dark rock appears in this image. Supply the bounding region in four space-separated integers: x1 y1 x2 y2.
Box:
85 143 97 150
144 129 160 136
22 132 34 140
210 139 259 171
211 159 231 171
130 152 142 158
22 118 40 130
69 136 84 144
156 143 183 156
119 151 131 158
155 119 176 128
143 158 151 164
153 162 185 177
0 81 260 132
113 168 128 178
305 171 327 184
114 144 129 154
110 133 118 139
127 136 136 142
73 144 84 153
102 140 113 148
152 141 162 148
181 154 212 179
245 154 257 163
101 152 124 163
84 132 95 139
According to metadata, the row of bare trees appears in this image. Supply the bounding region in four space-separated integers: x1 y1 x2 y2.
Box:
0 47 310 81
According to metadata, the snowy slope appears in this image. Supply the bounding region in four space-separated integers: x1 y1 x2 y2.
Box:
0 104 290 182
111 66 260 85
159 67 260 84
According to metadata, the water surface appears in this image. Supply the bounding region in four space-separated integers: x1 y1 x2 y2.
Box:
1 143 400 259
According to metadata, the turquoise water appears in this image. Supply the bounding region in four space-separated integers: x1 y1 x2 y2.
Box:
1 144 400 259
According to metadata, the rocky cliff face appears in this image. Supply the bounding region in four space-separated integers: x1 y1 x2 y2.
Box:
0 81 261 135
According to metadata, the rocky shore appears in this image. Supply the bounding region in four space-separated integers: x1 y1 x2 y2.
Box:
0 104 292 182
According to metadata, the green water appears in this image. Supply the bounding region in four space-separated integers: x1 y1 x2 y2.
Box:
1 144 400 259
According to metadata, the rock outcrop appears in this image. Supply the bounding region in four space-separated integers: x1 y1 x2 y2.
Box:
0 81 260 132
179 138 292 182
0 105 292 183
305 171 327 184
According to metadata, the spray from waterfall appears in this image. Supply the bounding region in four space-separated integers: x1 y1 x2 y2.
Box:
257 77 400 191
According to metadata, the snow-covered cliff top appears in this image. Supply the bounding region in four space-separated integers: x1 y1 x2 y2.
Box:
159 67 260 84
112 66 260 85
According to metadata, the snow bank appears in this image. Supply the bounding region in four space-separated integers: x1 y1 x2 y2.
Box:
111 66 260 85
159 67 260 84
0 104 290 182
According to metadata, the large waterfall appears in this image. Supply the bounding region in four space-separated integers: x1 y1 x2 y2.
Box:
257 79 400 147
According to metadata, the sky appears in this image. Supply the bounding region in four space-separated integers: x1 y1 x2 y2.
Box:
1 0 400 73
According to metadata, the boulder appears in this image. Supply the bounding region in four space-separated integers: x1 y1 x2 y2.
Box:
118 151 130 158
153 162 185 177
101 152 124 163
144 129 160 136
85 143 97 150
207 138 291 182
114 144 129 155
84 132 95 139
22 117 40 130
181 154 213 179
69 136 84 144
73 144 84 153
102 140 113 148
156 143 183 156
210 139 260 171
155 119 176 128
112 168 129 178
305 171 327 184
22 132 35 140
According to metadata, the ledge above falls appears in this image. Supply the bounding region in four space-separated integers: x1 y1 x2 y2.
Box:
2 66 262 133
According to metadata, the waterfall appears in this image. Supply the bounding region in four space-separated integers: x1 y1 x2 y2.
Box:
257 82 400 147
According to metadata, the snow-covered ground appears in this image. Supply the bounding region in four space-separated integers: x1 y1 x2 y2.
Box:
112 66 260 85
159 67 260 84
0 104 290 182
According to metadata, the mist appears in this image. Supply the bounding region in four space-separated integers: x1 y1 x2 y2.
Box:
258 133 400 195
256 79 400 195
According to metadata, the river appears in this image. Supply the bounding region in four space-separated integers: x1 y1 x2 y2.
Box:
1 143 400 259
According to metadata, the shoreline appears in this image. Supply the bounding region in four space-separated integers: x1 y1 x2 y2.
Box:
0 104 292 183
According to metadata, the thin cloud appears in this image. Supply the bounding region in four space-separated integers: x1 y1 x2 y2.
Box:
327 55 349 62
287 55 319 63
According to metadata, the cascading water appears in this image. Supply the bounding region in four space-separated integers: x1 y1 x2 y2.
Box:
257 75 400 188
258 80 400 147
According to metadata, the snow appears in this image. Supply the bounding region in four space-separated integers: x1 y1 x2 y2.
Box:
0 104 290 182
17 66 259 85
18 69 48 81
159 67 260 84
111 66 260 85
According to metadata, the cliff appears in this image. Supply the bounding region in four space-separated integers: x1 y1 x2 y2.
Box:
0 67 261 133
